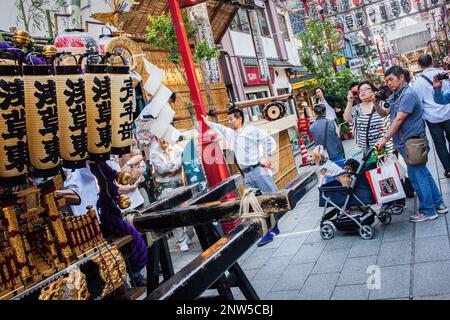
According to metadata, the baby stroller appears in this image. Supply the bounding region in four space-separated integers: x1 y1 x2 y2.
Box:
318 149 392 240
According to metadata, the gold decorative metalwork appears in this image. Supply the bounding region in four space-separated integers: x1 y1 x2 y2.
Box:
13 30 30 46
92 245 126 297
118 194 131 209
117 171 132 185
38 269 90 300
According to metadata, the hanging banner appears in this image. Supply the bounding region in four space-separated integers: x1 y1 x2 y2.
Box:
355 10 367 27
248 9 270 81
186 2 221 84
400 0 411 14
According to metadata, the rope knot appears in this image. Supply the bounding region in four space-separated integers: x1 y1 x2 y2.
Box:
238 188 275 236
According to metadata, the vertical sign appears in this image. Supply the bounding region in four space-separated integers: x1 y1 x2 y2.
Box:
187 2 221 83
248 9 270 81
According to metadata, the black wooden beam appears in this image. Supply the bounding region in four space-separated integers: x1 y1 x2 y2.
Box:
132 171 317 232
146 221 260 300
181 174 243 207
139 183 201 214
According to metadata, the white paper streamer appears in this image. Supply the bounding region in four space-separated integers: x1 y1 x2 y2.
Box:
138 58 181 145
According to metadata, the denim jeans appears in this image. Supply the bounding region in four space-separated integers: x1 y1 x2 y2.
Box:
400 148 444 216
426 119 450 171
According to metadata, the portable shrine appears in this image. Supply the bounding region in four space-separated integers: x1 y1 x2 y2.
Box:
23 65 61 177
108 65 133 155
0 65 28 186
55 62 88 169
83 64 112 161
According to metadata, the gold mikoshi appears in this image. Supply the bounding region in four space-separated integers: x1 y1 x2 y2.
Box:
55 65 87 169
83 64 111 161
108 66 133 155
42 45 58 59
0 65 28 186
23 65 61 177
13 30 30 47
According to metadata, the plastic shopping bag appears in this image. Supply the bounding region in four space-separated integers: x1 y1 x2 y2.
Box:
384 154 407 179
365 161 406 204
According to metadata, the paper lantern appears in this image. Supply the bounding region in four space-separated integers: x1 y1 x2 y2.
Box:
108 66 133 155
400 0 411 14
0 65 28 186
83 65 112 161
23 65 60 177
355 10 367 27
390 0 401 18
55 64 87 169
368 7 377 23
380 3 389 21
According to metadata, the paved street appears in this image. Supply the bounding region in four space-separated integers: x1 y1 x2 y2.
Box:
169 137 450 300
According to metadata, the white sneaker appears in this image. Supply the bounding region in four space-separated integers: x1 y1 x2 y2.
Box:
178 239 189 252
436 204 448 214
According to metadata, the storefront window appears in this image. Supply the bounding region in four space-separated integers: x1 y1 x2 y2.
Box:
256 8 271 38
230 8 250 33
278 14 291 41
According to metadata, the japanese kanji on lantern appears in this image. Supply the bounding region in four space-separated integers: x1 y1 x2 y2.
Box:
108 65 133 155
55 63 87 169
83 64 112 161
0 65 28 186
23 65 61 177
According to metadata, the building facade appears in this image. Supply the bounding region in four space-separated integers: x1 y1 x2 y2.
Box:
219 0 302 121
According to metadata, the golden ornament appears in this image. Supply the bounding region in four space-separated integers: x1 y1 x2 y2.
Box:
118 194 131 209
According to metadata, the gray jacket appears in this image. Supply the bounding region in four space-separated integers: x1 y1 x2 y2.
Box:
309 116 345 159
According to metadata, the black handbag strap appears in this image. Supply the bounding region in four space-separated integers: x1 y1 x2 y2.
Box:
365 107 376 150
421 74 434 86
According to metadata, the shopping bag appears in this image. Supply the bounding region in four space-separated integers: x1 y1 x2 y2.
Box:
384 154 407 179
365 161 406 204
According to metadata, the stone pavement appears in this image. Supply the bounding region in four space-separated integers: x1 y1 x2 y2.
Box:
168 137 450 300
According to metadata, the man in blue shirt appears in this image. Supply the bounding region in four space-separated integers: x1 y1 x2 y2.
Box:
375 66 448 222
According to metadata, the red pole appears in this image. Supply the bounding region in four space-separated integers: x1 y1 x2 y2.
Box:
168 0 239 233
167 0 231 187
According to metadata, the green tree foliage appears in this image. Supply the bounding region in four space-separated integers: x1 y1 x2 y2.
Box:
146 13 219 65
299 20 360 103
299 19 342 83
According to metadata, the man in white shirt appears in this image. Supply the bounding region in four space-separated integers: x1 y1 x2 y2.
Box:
412 54 450 178
201 108 280 246
150 138 194 252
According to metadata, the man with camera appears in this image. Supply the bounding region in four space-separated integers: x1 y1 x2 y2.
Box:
432 70 450 104
374 66 448 222
412 54 450 178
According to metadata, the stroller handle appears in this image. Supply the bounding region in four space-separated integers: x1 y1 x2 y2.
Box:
361 147 375 163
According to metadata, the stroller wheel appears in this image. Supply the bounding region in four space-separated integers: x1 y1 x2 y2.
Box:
379 213 392 225
320 224 335 240
359 225 373 240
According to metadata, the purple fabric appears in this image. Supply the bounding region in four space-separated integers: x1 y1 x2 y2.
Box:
0 42 47 65
89 161 148 272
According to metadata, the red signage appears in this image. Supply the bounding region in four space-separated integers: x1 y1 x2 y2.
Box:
244 67 275 86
